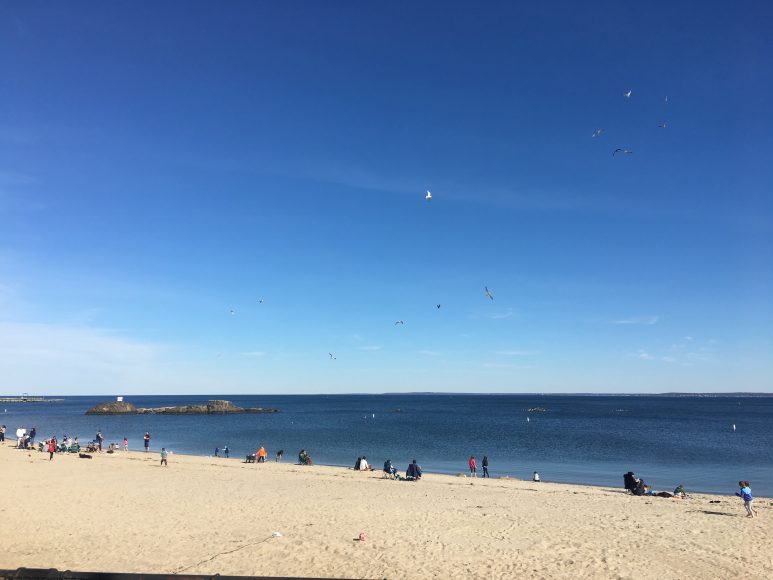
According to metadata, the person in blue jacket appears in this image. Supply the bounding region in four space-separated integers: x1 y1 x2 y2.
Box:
736 481 758 518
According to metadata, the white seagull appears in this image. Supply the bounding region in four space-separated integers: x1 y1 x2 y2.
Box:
592 128 605 138
425 190 432 202
484 286 494 301
624 90 632 98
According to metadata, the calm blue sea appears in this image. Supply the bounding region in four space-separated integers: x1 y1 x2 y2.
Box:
3 394 771 496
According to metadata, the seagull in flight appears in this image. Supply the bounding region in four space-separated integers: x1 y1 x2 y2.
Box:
395 320 405 326
436 304 442 309
229 309 235 315
624 90 632 98
658 122 668 128
328 352 336 360
592 128 605 138
257 298 264 304
484 286 494 301
612 148 633 156
425 190 432 202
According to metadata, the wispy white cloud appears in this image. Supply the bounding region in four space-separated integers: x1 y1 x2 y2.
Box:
0 322 163 379
633 349 653 360
485 308 515 320
612 315 659 326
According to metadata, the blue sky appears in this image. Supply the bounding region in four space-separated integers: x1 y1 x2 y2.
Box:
1 1 771 394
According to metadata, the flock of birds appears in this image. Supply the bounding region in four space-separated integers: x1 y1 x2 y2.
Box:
595 89 669 156
227 89 667 361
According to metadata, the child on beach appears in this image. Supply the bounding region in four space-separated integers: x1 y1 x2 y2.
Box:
160 447 168 467
736 481 758 518
469 456 477 477
123 437 128 451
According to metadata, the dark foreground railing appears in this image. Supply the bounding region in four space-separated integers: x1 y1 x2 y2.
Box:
0 570 353 580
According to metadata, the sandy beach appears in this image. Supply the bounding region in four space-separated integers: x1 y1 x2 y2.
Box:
1 442 771 579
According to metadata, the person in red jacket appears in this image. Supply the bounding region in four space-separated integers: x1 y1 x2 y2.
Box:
469 456 477 477
48 438 56 461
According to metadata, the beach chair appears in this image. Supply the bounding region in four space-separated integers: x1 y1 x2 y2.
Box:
69 444 80 453
246 454 256 463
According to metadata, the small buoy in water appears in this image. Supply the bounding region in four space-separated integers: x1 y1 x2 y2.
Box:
372 413 375 418
732 424 736 432
526 416 530 422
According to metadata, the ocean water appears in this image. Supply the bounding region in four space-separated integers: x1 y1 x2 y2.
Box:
3 394 772 496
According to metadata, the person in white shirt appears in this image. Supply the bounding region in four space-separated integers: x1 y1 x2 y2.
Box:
359 456 371 471
16 426 26 448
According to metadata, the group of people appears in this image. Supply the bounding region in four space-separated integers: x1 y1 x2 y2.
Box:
8 425 37 449
468 455 490 478
379 458 422 480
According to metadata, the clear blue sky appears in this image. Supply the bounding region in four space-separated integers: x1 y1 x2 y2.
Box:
1 1 771 394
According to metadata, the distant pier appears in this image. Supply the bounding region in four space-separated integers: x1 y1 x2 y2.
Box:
0 396 64 403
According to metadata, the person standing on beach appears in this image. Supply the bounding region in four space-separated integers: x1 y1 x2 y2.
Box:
16 425 25 448
482 456 489 478
143 432 150 452
469 456 477 477
48 438 56 460
29 427 36 445
736 481 758 518
257 446 267 463
0 425 5 442
214 446 219 457
96 430 104 452
160 447 168 467
223 445 229 458
123 437 128 451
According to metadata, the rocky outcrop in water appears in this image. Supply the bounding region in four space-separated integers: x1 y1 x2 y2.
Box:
85 401 138 415
85 399 278 415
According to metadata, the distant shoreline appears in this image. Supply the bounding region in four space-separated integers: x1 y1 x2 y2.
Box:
4 392 773 398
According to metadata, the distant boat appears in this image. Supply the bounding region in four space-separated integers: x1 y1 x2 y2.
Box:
733 424 736 432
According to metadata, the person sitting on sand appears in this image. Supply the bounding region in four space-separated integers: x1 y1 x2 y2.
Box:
359 456 373 471
673 484 686 498
633 479 647 496
298 450 312 465
354 456 362 470
384 459 398 479
257 446 267 463
406 459 422 480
